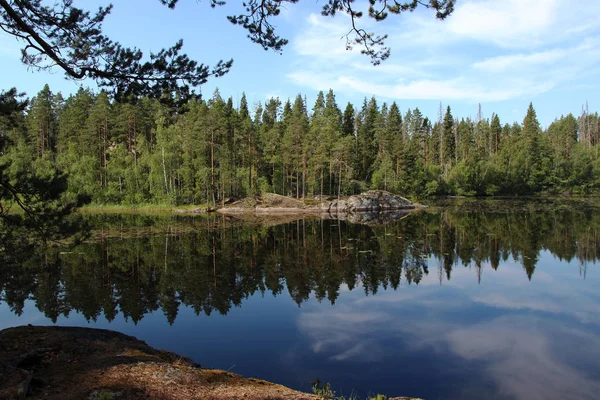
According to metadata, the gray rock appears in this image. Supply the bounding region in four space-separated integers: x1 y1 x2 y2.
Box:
327 190 414 212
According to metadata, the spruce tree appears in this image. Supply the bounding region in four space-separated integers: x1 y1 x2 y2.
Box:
490 113 501 154
443 106 455 167
522 102 543 190
341 103 355 138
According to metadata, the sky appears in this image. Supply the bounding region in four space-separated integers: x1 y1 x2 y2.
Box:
1 0 600 127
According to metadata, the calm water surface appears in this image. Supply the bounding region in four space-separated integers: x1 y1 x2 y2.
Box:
1 199 599 400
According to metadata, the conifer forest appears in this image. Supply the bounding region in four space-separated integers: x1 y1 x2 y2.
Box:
3 84 600 207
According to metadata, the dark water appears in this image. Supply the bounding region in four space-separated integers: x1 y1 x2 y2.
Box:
1 200 599 400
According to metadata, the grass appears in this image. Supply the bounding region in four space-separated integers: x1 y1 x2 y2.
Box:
311 380 389 400
77 203 210 215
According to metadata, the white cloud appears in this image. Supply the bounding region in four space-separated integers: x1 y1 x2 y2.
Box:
295 274 600 398
336 75 546 102
285 71 338 93
287 2 600 104
447 317 600 400
473 38 600 72
446 0 560 48
297 308 388 361
400 0 600 50
287 71 554 102
349 62 432 80
473 49 569 72
293 13 357 60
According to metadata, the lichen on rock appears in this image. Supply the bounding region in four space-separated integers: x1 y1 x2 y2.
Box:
325 190 415 213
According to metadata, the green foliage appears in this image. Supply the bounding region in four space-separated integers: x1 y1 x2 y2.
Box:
4 85 600 207
425 180 441 196
442 105 455 166
1 0 455 109
0 0 234 107
1 87 89 252
312 380 337 399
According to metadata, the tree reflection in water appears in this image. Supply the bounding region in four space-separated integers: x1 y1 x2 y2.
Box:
1 204 598 324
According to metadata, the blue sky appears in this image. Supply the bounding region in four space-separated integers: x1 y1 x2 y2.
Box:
1 0 599 127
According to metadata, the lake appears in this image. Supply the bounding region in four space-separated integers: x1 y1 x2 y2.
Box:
1 198 599 400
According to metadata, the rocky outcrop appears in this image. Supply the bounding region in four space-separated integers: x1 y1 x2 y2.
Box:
216 191 419 216
217 193 307 214
0 325 422 400
324 190 416 213
0 325 317 400
212 191 424 227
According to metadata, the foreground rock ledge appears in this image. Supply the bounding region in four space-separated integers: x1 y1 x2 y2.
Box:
0 326 421 400
0 326 316 400
217 190 422 215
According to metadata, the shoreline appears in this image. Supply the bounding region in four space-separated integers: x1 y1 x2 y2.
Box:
72 193 600 216
0 325 317 400
215 191 421 216
0 325 420 400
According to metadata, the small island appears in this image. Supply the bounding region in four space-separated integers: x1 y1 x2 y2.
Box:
216 190 420 215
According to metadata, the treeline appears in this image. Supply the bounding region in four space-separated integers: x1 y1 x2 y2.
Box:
2 84 600 205
1 207 596 324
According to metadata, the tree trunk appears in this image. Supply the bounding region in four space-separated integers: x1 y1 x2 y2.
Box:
338 155 342 200
210 130 215 206
320 168 324 199
162 146 169 194
302 152 306 199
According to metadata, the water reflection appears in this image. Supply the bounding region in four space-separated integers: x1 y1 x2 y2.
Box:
1 204 599 399
0 207 597 324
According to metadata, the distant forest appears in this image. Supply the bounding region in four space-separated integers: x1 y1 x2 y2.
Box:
2 84 599 206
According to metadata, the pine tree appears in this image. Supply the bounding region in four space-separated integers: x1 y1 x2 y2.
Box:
236 93 256 195
281 99 295 196
323 89 342 196
289 95 309 197
442 105 455 168
85 90 112 192
260 97 282 194
387 102 404 187
27 84 58 158
490 113 501 154
309 91 328 196
356 97 379 181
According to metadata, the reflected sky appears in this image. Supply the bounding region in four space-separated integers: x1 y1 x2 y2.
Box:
1 210 599 399
293 252 600 399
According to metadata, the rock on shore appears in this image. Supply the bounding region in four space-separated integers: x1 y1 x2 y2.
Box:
0 325 316 400
323 191 415 213
217 190 419 215
0 325 423 400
